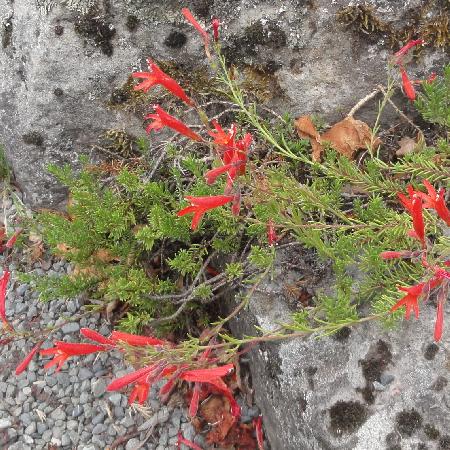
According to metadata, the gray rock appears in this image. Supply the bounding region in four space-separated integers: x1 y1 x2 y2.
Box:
16 284 28 296
108 393 122 406
24 422 36 435
228 247 450 450
126 438 140 450
138 415 157 431
0 418 12 429
113 406 125 419
79 391 90 404
380 373 395 386
157 407 170 424
0 0 446 208
92 413 105 425
78 367 94 381
61 322 80 334
92 423 106 434
61 434 71 446
92 378 107 398
50 408 66 421
72 405 84 418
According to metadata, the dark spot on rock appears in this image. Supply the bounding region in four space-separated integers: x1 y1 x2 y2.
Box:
396 409 423 437
263 60 282 75
223 20 287 65
74 16 116 56
298 392 308 413
164 31 187 49
110 88 130 105
431 376 448 391
2 17 13 49
22 131 44 146
357 386 375 405
305 366 317 390
439 436 450 450
54 25 64 36
360 339 392 382
424 343 439 360
126 15 139 32
329 400 368 435
418 444 429 450
424 424 440 440
386 431 401 448
386 446 402 450
333 326 352 342
192 0 213 19
53 87 64 97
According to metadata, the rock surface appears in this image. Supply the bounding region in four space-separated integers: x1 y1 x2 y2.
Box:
228 247 450 450
0 0 448 207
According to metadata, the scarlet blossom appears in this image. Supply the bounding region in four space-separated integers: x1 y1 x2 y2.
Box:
419 180 450 226
5 228 22 249
110 330 166 347
177 195 234 230
212 18 220 42
231 193 241 217
208 120 237 147
393 39 424 64
128 375 151 405
411 194 426 248
80 327 116 346
146 105 202 142
398 185 416 213
426 72 437 83
15 341 44 375
182 8 210 58
0 270 11 328
254 415 264 450
434 296 445 342
40 342 107 372
267 219 278 246
380 251 413 260
400 67 416 101
177 432 203 450
132 58 192 105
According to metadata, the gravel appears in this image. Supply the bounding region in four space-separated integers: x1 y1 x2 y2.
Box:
0 186 261 449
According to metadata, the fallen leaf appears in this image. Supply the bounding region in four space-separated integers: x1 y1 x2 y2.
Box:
321 116 380 160
295 116 323 161
201 396 235 443
93 248 120 263
295 115 381 161
395 132 425 157
56 243 73 254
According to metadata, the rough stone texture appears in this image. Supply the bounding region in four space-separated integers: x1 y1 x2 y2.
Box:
0 0 447 207
228 248 450 450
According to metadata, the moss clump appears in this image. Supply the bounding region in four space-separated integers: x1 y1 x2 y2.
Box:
99 129 139 159
424 423 440 440
54 87 64 97
2 17 13 49
431 376 448 391
192 0 213 19
359 340 392 382
54 25 64 36
337 1 450 50
333 326 351 342
439 436 450 450
396 409 423 437
108 76 147 113
164 30 187 49
74 16 116 56
424 342 439 360
22 131 44 146
329 400 368 435
125 15 139 32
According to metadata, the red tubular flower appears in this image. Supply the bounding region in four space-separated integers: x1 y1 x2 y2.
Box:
145 106 202 142
391 283 425 320
80 328 116 346
208 120 237 147
0 270 11 328
5 228 22 249
398 185 416 213
212 18 220 42
400 67 416 101
107 365 157 392
177 432 203 450
128 375 151 405
132 58 192 105
393 39 424 64
40 342 107 372
267 219 278 246
380 251 413 260
189 382 201 417
231 193 241 217
411 195 426 248
182 8 210 57
426 72 437 83
434 297 444 342
15 341 44 375
180 364 234 382
177 195 235 230
110 330 166 347
433 190 450 226
254 415 264 450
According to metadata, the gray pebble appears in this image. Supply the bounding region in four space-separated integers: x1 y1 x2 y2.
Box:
380 373 395 386
373 381 386 391
78 367 94 381
0 418 12 429
109 393 122 406
114 406 125 419
157 407 170 424
50 408 66 421
25 422 36 435
126 438 140 450
16 284 28 296
92 423 106 434
79 391 90 404
92 413 105 425
92 378 107 397
61 322 80 334
72 405 83 418
37 422 48 434
61 434 71 446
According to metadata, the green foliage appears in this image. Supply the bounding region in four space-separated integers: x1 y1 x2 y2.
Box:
0 145 11 182
415 64 450 127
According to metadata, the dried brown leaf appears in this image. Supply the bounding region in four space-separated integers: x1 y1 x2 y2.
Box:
294 116 323 161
